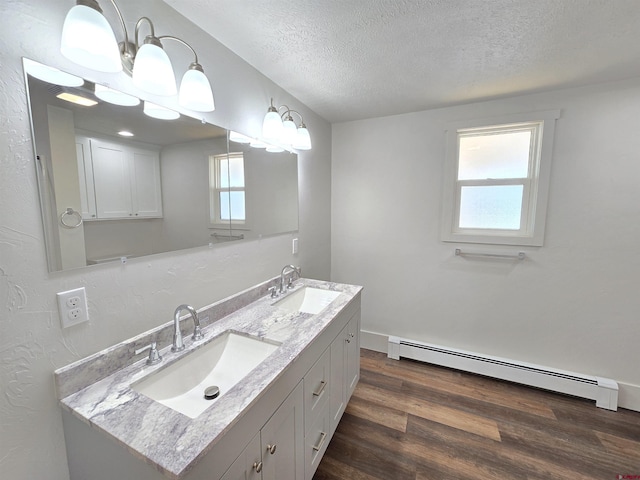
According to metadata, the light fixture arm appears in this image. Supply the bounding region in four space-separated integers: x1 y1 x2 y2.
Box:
281 108 305 126
158 35 200 67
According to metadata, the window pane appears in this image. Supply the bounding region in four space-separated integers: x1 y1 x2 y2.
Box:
219 158 229 188
229 191 245 220
458 130 531 180
228 156 245 187
219 191 230 220
459 185 523 230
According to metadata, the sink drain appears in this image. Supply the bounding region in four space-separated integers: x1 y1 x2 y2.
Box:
204 385 220 400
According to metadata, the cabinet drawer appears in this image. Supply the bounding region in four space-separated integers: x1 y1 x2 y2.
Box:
304 399 331 480
303 348 330 435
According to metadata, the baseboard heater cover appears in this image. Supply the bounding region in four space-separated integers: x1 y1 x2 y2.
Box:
387 336 618 411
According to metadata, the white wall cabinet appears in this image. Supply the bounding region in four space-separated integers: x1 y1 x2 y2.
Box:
75 136 163 220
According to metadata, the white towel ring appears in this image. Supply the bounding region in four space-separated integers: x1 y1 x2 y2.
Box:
60 208 83 229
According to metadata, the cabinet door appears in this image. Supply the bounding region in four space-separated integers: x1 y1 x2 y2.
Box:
261 382 304 480
129 149 162 218
91 139 133 218
345 312 361 398
75 136 96 220
329 329 347 433
221 433 262 480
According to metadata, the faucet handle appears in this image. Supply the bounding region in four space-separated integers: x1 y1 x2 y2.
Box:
192 325 204 341
269 286 278 298
135 341 163 366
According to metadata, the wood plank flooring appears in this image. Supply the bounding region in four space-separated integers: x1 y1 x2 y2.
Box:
314 349 640 480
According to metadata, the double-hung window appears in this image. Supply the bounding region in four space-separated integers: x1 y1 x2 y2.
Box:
209 152 246 225
441 111 559 246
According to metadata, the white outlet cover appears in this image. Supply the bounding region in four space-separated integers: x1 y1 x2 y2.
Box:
57 287 89 328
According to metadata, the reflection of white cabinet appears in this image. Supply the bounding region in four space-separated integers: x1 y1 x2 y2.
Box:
221 383 304 480
75 136 162 220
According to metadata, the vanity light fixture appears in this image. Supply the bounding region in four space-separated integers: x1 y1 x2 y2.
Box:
60 0 215 112
261 98 312 150
229 131 252 144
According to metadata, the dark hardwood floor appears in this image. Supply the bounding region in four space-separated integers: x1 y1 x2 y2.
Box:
314 349 640 480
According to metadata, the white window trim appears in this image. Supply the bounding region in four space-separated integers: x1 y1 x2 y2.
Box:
441 110 560 247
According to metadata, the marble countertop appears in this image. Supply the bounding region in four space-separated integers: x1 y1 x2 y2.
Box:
55 278 362 479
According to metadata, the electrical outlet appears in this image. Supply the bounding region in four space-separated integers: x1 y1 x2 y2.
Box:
57 287 89 328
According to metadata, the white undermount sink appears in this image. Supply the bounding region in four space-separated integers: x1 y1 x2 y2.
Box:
132 331 280 419
274 286 342 314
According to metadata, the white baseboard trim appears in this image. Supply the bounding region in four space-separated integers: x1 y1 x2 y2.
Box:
360 330 388 353
359 329 639 412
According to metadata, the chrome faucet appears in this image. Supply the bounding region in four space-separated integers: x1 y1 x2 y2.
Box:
280 265 301 293
172 304 204 352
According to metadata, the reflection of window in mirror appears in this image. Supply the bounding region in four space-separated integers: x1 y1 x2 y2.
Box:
209 152 246 225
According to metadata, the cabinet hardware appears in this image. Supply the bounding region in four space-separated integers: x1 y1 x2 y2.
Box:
312 380 327 397
252 461 262 473
266 443 277 455
312 432 327 452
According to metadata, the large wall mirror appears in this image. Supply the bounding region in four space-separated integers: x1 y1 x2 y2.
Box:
23 58 299 272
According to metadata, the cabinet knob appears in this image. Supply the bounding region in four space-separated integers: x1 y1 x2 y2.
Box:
345 337 351 343
253 461 263 473
266 443 277 455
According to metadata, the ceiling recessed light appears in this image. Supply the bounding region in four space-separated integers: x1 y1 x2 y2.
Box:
118 130 134 137
55 92 98 107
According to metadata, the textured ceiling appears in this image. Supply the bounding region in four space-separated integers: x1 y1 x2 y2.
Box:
164 0 640 123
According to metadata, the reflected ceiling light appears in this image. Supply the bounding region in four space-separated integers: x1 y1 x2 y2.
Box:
56 91 98 106
262 98 312 150
23 58 85 87
94 83 140 106
118 130 134 137
229 131 252 144
60 0 215 111
143 101 180 120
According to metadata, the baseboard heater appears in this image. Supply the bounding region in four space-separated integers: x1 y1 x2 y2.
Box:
388 336 618 411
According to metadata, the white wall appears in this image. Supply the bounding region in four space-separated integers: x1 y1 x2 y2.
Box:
332 79 640 411
0 1 331 479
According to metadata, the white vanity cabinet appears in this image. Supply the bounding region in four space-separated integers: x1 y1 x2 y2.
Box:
329 308 361 434
75 136 163 220
60 286 361 480
221 383 304 480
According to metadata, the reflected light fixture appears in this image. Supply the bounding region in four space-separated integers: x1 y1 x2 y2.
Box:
60 0 215 112
229 131 252 144
56 91 98 107
23 58 85 87
143 101 180 120
262 98 312 150
94 83 140 106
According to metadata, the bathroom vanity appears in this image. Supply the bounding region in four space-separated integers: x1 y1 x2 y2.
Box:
55 277 362 480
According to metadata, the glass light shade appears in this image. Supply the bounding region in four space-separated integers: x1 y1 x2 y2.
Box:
143 101 180 120
229 131 252 144
262 110 283 141
24 59 85 87
293 126 312 150
132 43 177 96
94 84 140 106
281 118 298 146
60 4 122 73
179 68 215 112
